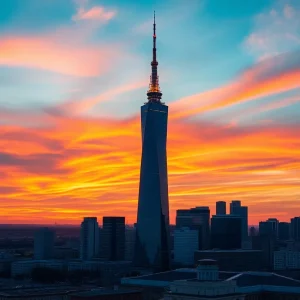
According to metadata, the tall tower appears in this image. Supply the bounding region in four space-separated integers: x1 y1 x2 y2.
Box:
134 12 170 271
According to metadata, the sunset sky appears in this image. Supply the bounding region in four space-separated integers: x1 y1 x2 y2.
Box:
0 0 299 225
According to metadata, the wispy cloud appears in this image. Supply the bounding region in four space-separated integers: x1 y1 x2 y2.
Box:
244 0 300 60
72 0 116 22
172 51 300 119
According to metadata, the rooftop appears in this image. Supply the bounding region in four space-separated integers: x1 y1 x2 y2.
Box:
196 249 262 253
122 268 300 290
0 286 89 297
70 288 141 297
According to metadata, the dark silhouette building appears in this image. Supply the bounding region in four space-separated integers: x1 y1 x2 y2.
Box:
216 201 226 215
291 217 300 241
176 207 210 250
211 215 242 250
34 227 55 260
278 222 290 241
102 217 125 261
229 200 248 240
134 12 170 271
259 219 278 238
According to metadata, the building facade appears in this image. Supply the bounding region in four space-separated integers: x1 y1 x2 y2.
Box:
216 201 226 215
176 207 210 250
101 217 125 261
34 227 55 260
211 215 242 250
291 217 300 241
230 200 248 241
174 228 199 266
80 217 99 260
134 13 170 271
278 222 290 241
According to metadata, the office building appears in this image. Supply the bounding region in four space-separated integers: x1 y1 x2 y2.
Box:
194 250 263 272
134 13 170 271
274 250 300 270
102 217 125 261
259 218 279 238
216 201 226 215
251 235 276 270
291 217 300 241
125 226 136 261
176 207 210 250
230 200 248 240
34 227 55 260
211 215 242 250
278 222 290 241
173 227 199 266
80 217 99 260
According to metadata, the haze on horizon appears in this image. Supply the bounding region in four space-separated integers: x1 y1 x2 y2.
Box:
0 0 299 225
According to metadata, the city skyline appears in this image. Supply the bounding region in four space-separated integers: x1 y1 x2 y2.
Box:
0 0 299 225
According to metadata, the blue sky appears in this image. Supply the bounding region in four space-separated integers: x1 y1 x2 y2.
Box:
0 0 299 122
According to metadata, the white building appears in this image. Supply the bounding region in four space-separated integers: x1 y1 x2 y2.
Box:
274 250 300 270
174 227 199 266
34 227 55 260
80 217 100 260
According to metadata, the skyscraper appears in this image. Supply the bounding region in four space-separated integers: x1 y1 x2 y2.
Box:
211 215 242 249
230 200 248 240
34 227 55 260
216 201 226 215
134 12 170 271
291 217 300 241
80 217 99 260
176 207 210 250
101 216 125 261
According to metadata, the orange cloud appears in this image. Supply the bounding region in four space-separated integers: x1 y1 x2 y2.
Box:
172 69 300 119
172 52 300 119
0 37 119 77
0 109 299 225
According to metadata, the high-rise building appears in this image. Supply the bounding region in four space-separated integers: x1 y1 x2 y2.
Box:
80 217 99 260
176 207 210 250
216 201 226 215
101 217 125 261
34 227 55 260
259 218 279 238
211 215 242 250
174 227 199 266
134 12 170 271
278 222 290 241
125 226 136 261
291 217 300 241
230 200 248 240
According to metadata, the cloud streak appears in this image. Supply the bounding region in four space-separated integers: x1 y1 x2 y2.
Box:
172 51 300 119
0 36 120 77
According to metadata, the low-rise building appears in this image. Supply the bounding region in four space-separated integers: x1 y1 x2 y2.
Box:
0 285 91 300
122 260 300 300
194 249 263 271
274 250 300 270
70 287 142 300
11 260 65 277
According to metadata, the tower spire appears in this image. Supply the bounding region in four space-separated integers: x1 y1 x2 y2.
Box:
147 11 162 102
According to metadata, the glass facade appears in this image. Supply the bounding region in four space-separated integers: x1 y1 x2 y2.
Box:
134 101 170 271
